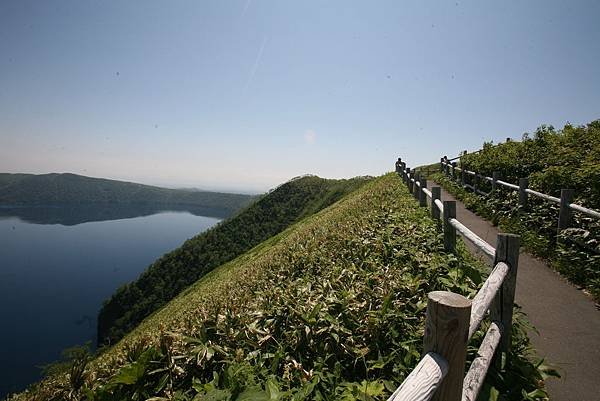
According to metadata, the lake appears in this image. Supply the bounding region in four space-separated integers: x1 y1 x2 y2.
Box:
0 205 221 397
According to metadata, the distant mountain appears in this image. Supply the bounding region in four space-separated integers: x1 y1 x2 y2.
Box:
0 173 255 214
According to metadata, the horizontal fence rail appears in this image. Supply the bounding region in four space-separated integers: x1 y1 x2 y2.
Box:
449 218 496 261
388 352 449 401
439 157 600 224
462 322 503 401
392 158 521 401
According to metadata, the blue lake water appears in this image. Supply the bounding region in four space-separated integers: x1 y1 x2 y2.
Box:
0 207 221 397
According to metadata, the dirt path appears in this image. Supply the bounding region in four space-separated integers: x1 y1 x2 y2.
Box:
436 186 600 401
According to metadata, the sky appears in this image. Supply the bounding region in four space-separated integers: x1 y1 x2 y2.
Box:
1 1 599 193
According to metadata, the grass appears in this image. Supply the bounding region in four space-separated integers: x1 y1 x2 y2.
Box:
8 173 551 401
98 175 371 345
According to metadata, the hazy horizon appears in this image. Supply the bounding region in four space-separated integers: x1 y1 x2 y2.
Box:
0 170 266 194
2 1 599 192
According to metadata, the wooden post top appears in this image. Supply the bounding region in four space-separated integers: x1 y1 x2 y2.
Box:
428 291 472 309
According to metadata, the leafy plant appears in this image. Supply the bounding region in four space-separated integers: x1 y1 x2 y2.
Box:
9 174 549 401
98 175 372 345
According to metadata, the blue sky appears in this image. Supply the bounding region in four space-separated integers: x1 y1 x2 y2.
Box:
1 1 599 193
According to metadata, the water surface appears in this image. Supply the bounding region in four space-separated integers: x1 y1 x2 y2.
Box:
0 208 220 397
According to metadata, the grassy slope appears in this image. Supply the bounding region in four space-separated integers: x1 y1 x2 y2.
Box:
98 176 371 345
11 174 549 401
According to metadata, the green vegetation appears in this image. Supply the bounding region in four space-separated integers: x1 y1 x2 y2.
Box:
10 174 551 401
428 120 600 299
98 175 371 345
0 173 254 215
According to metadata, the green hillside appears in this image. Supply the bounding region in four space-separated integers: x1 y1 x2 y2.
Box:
98 175 372 345
0 173 254 215
428 120 600 299
461 120 600 207
10 174 548 401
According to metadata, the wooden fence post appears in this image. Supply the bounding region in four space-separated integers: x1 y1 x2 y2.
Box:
431 187 441 221
490 233 520 359
401 162 406 182
443 201 456 252
396 158 401 174
519 178 529 208
440 157 444 172
452 162 457 181
413 172 421 199
492 171 499 192
423 291 472 401
558 189 574 231
420 179 428 207
407 168 413 193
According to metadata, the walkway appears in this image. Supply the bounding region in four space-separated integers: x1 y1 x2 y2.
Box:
436 186 600 401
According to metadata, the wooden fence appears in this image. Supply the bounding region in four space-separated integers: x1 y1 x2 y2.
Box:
388 158 521 401
438 156 600 229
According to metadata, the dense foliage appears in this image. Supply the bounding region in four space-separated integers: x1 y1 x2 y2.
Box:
426 121 600 299
98 176 371 345
0 173 255 215
9 174 551 401
460 121 600 207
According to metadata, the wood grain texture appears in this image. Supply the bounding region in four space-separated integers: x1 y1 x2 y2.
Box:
462 322 503 401
388 352 449 401
424 291 472 401
468 262 509 339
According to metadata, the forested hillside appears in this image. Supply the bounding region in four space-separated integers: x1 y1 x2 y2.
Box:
9 174 548 401
0 173 254 215
97 175 371 345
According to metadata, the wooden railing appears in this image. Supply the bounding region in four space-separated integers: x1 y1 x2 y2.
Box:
438 156 600 227
389 158 521 401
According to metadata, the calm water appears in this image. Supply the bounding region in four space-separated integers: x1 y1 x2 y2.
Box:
0 207 221 397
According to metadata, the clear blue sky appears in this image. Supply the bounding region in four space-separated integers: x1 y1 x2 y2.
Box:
1 1 599 193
